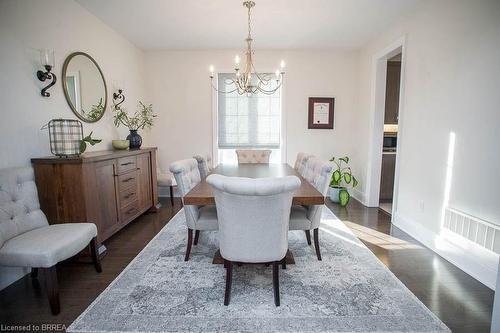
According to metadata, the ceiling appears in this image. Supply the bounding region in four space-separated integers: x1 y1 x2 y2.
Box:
76 0 419 50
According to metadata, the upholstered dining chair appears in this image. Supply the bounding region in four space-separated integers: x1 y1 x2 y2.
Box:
235 149 272 164
193 154 211 179
0 167 102 315
289 157 333 261
157 168 177 206
169 158 218 261
207 174 301 306
294 152 314 177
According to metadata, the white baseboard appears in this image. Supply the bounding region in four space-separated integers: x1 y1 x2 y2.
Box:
393 211 498 290
350 187 368 206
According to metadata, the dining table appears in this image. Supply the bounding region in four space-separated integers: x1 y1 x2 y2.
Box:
183 163 325 264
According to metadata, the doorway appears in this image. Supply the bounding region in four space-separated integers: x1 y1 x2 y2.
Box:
365 37 405 216
379 53 401 214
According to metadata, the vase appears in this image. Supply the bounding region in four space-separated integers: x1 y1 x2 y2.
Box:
329 186 350 206
127 130 142 149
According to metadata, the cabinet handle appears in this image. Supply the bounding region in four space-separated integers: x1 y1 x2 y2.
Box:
124 193 135 199
121 162 134 166
122 177 134 183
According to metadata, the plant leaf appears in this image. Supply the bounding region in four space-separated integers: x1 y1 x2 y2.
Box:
344 173 352 184
339 189 350 206
79 140 87 154
352 176 358 187
333 170 341 183
339 156 349 164
329 157 335 161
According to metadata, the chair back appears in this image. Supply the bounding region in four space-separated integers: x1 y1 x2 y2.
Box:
294 152 313 176
169 159 201 228
0 167 48 248
207 174 300 263
235 149 271 164
193 154 210 179
302 158 334 229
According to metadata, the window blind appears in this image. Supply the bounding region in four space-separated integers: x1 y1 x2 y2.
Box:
217 73 281 149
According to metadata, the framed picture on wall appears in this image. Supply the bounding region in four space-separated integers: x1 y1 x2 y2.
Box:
308 97 335 129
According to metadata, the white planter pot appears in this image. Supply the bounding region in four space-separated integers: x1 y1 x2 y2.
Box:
329 187 342 203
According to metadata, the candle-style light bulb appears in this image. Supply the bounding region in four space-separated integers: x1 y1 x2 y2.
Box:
280 60 285 69
235 55 240 65
275 69 280 78
209 65 215 77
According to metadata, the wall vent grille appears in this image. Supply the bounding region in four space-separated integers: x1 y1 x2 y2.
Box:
443 207 500 254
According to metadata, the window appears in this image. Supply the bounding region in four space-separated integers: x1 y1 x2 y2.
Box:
216 73 282 164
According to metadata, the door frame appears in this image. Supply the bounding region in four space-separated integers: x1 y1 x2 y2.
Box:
365 36 407 217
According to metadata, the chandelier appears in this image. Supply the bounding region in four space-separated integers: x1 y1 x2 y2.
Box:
209 1 285 95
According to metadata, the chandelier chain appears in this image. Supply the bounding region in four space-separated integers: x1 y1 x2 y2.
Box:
209 0 284 95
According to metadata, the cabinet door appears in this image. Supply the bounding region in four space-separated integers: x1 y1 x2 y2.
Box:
384 62 401 125
94 160 120 240
136 153 153 212
379 154 396 201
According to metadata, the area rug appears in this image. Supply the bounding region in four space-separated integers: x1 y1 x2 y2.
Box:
68 208 449 333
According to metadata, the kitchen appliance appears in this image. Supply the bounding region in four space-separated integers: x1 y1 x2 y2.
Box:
383 133 397 152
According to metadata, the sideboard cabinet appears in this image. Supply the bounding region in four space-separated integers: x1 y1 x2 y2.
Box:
31 148 159 244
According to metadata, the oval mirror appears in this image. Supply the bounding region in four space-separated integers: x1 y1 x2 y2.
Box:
62 52 107 123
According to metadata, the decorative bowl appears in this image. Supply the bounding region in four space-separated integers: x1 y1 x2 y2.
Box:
112 140 129 150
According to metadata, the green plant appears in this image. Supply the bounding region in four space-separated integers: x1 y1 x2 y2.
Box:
113 101 157 131
79 131 102 154
329 156 358 206
84 98 104 121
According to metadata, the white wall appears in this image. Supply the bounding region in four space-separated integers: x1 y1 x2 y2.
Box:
356 0 500 287
143 50 360 175
0 0 146 289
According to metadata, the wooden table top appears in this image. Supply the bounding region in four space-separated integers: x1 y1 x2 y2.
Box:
184 163 325 205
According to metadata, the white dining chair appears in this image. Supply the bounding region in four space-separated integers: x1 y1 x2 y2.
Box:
0 167 102 315
294 152 314 177
169 158 218 261
235 149 272 164
157 168 176 206
289 157 333 260
207 174 300 306
193 154 211 179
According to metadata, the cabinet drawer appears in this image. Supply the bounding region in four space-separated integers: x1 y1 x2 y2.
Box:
117 171 137 190
121 201 139 223
119 186 137 208
116 156 137 174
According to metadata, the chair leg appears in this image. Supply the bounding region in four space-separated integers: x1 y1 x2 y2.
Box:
194 230 200 245
89 237 102 273
305 230 312 245
184 228 193 261
224 260 233 306
272 261 280 306
281 257 286 270
42 266 60 315
313 228 322 261
169 186 174 206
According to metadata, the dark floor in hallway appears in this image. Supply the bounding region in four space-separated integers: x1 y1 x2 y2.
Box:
0 197 494 332
327 199 494 333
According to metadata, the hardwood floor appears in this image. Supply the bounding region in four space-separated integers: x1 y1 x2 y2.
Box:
0 197 494 332
0 197 183 331
326 199 494 333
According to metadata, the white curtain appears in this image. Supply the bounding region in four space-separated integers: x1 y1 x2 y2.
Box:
217 73 281 149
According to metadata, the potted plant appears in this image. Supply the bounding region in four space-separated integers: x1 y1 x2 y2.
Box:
329 156 358 207
113 101 157 149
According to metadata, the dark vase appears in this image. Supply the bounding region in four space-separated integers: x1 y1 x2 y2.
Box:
127 130 142 149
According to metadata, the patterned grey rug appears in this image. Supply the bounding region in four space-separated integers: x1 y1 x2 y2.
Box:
68 208 449 333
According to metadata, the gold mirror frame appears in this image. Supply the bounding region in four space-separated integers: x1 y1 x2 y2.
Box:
62 52 108 123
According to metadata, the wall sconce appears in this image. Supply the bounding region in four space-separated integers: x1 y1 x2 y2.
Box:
36 49 57 97
113 89 125 110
